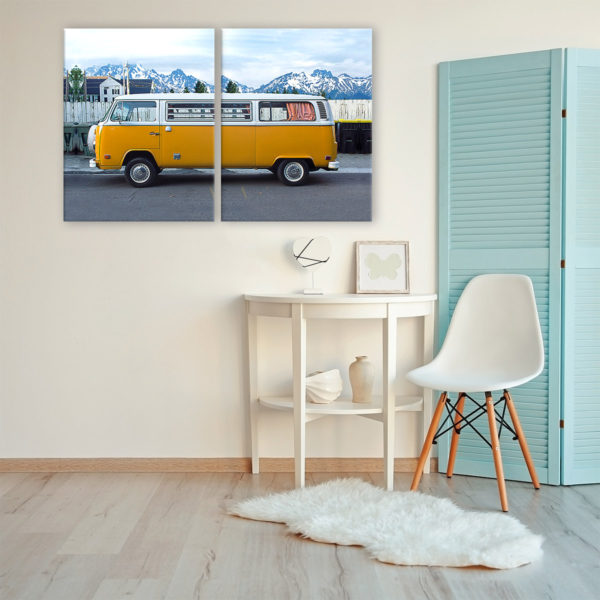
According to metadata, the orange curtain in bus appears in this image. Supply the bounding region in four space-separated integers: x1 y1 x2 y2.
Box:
286 102 316 121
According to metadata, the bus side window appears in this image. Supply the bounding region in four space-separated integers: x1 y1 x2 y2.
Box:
259 101 288 121
167 102 214 121
222 102 252 121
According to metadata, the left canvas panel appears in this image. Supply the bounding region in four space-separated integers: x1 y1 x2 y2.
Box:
64 28 215 221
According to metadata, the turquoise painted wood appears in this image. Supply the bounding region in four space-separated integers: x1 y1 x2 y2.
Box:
562 49 600 484
438 50 563 485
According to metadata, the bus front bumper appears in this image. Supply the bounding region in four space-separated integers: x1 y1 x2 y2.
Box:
327 161 339 171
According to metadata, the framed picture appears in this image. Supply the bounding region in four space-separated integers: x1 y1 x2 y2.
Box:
356 241 410 294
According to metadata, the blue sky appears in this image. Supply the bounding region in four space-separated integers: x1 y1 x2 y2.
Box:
223 29 372 87
64 29 214 81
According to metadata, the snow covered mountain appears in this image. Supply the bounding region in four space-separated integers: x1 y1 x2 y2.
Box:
255 69 372 99
83 64 214 93
73 64 372 98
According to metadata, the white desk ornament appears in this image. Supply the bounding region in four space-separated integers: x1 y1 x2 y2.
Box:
292 237 331 295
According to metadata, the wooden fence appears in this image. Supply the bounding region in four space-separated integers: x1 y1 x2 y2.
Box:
64 102 111 124
64 99 372 124
328 100 372 121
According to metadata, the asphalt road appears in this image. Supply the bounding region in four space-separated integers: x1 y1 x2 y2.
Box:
64 172 215 221
64 170 371 221
221 171 371 221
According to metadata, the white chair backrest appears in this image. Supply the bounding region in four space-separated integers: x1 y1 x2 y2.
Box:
437 274 544 381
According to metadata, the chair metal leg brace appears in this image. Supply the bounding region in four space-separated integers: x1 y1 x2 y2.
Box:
434 394 518 447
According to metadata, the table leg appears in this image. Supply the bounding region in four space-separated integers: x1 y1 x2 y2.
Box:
247 309 259 474
422 308 435 474
383 311 397 491
292 304 306 488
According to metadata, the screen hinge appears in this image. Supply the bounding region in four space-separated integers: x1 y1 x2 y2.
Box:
560 419 565 429
562 109 567 118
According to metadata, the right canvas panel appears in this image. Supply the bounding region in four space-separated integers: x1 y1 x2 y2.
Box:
221 28 372 221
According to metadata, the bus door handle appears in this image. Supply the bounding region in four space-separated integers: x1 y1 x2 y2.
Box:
149 131 160 136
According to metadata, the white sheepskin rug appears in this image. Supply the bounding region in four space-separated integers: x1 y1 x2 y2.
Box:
229 478 543 569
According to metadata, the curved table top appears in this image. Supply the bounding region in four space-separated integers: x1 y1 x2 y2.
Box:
245 293 437 304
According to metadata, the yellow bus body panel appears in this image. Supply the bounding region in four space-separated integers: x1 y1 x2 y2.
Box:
97 124 159 168
160 125 213 168
255 125 337 168
222 126 256 168
95 117 337 171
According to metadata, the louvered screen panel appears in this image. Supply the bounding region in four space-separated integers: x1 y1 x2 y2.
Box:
438 51 562 484
562 49 600 484
571 271 600 475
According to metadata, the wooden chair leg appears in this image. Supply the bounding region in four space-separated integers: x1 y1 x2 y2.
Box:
411 392 447 491
447 392 466 478
504 389 540 489
486 392 508 512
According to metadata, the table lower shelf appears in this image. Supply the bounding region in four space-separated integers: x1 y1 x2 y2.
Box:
258 395 423 422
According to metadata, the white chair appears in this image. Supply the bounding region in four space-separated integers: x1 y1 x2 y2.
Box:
407 274 544 511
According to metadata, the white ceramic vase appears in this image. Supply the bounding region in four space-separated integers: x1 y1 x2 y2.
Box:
349 356 374 403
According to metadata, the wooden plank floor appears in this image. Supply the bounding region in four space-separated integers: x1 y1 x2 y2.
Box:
0 471 598 599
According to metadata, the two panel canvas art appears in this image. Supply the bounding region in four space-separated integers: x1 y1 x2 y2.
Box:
63 28 372 222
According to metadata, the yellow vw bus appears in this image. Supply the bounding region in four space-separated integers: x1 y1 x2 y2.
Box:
88 93 339 187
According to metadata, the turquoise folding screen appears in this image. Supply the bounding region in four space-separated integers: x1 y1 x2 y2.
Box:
562 49 600 484
438 49 600 485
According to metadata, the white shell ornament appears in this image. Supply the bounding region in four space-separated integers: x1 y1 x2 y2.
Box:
305 369 343 404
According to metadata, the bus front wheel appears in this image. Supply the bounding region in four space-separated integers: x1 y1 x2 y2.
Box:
277 159 309 186
125 157 158 187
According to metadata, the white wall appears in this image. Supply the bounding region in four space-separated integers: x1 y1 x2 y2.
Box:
1 0 600 459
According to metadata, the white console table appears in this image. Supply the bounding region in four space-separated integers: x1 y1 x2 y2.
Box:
245 293 437 490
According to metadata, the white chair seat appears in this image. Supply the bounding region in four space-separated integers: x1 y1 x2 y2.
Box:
407 363 538 393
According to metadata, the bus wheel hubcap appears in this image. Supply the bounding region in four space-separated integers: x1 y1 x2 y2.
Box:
131 164 150 183
284 163 303 182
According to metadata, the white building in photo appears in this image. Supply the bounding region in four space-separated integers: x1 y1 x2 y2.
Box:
98 76 123 102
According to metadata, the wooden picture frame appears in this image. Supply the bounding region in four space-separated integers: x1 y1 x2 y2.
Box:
356 241 410 294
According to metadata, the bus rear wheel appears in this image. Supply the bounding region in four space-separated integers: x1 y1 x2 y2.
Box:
125 157 158 188
277 159 309 186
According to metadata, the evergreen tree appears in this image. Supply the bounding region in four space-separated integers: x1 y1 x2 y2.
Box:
68 66 84 101
225 79 239 93
194 80 207 93
319 89 328 99
292 87 299 94
169 88 175 93
183 87 190 93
